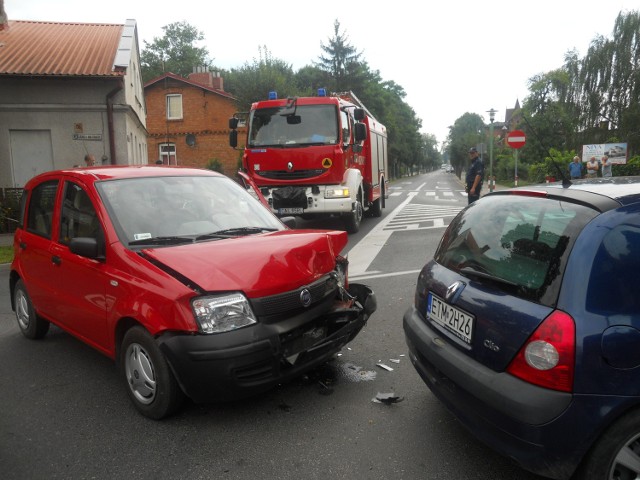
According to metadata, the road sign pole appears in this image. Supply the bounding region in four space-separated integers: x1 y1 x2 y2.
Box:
506 130 526 188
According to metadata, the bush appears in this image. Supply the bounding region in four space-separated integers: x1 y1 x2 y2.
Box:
0 191 21 233
612 156 640 176
205 158 224 174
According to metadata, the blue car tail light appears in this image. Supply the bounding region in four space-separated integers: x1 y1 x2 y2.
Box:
507 310 576 392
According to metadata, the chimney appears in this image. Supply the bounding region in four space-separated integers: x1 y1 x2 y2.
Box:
211 72 224 91
188 67 224 91
0 0 8 31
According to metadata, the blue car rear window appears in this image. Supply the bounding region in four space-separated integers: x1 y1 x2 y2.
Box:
435 195 599 306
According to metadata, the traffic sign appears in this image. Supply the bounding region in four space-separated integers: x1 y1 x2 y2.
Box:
506 130 526 149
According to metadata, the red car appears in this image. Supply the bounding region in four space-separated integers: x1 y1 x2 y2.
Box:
10 166 375 419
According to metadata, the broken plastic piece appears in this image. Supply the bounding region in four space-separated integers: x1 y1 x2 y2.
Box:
376 363 394 371
389 358 401 364
372 392 405 404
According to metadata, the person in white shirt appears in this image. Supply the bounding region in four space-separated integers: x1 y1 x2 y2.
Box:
586 157 599 178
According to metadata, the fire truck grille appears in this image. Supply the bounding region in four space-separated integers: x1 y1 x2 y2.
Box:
258 170 325 180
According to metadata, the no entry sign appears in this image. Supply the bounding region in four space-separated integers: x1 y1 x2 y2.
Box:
506 130 526 149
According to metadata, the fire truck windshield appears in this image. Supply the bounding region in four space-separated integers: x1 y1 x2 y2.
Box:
248 104 338 147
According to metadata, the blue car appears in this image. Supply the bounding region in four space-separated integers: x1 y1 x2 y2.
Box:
403 177 640 479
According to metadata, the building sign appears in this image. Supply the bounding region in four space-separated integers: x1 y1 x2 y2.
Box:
73 134 102 141
582 143 628 164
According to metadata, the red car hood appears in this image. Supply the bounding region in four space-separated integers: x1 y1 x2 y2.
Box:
141 230 348 298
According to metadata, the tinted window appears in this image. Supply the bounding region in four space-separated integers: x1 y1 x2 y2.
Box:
435 195 599 306
26 180 58 238
59 182 101 245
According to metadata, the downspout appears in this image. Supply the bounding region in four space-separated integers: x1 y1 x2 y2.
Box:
106 79 124 165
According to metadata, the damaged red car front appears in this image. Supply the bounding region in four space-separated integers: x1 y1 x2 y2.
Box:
10 166 376 419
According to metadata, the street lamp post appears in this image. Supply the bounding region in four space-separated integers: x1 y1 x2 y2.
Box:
487 108 497 192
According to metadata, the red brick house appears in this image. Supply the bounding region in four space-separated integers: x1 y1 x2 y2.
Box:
144 71 244 175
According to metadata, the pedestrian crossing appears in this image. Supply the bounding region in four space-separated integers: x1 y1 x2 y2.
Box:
389 189 465 198
384 203 463 231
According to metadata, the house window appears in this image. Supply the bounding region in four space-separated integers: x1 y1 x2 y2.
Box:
166 94 183 120
159 143 177 165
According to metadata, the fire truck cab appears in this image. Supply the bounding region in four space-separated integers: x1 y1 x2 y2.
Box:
230 90 388 233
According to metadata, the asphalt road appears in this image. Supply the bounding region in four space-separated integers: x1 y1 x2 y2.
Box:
0 172 546 480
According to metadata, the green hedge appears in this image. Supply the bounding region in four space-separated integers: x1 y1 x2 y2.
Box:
527 154 640 182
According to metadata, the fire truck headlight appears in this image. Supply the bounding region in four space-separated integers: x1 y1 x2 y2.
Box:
325 188 350 199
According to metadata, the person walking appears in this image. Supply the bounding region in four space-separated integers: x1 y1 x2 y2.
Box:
465 147 484 204
586 156 599 178
601 155 612 178
569 156 583 179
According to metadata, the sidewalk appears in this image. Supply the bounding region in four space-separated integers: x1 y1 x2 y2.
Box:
0 233 13 247
456 175 512 196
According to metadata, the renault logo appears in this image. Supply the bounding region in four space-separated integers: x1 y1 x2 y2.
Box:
445 281 465 302
287 162 294 171
300 288 312 307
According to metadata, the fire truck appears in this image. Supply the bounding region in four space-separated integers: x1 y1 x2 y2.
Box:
229 89 388 233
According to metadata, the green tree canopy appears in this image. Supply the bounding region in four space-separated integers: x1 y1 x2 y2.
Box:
223 46 300 112
140 21 212 83
315 19 365 93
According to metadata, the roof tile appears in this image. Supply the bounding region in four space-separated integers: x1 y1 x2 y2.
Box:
0 20 124 76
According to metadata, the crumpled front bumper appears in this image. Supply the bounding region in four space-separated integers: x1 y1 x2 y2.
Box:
158 283 376 403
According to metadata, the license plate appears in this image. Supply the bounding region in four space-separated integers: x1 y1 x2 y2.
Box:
427 292 474 344
278 208 304 214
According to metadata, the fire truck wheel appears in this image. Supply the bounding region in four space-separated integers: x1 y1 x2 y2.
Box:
344 191 363 233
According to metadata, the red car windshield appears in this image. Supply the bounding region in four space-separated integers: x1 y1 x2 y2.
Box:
96 175 284 246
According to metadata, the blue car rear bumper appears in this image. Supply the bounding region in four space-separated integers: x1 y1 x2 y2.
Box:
403 304 601 480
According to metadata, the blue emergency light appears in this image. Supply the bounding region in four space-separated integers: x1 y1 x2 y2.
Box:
268 91 278 100
317 88 327 97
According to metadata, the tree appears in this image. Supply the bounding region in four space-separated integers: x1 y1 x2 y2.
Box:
315 20 365 93
224 46 300 112
520 69 579 163
140 21 212 83
447 113 485 177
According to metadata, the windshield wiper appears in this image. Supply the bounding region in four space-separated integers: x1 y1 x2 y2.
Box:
128 236 195 246
201 227 279 238
460 267 519 288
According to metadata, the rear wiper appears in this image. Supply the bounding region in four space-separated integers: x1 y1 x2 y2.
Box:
202 227 278 237
128 236 195 246
460 267 519 288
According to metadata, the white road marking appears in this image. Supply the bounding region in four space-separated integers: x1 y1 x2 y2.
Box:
347 192 417 276
350 269 422 281
347 188 463 276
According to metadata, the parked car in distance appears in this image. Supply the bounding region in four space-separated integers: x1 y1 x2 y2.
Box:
11 166 376 419
445 165 454 173
403 177 640 479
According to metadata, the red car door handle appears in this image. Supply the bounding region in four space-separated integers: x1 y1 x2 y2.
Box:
51 255 61 265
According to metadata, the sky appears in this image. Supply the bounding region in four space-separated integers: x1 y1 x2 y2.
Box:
5 0 639 146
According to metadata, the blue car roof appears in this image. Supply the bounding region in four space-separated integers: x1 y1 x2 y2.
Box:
489 176 640 210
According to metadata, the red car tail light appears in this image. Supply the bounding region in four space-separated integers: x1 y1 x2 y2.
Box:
506 310 575 392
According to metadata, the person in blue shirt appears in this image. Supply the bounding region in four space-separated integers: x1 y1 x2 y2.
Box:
569 156 583 179
465 147 484 204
